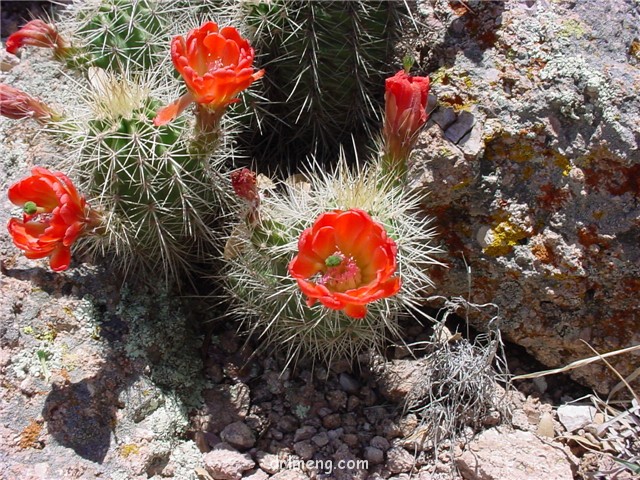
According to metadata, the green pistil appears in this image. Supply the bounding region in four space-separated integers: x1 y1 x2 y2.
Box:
325 254 343 267
23 201 38 215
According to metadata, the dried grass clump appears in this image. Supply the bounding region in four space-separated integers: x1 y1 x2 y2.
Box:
403 299 510 455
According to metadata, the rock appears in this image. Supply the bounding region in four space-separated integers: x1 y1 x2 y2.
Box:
557 405 597 433
376 359 424 403
430 106 457 130
455 429 574 480
322 413 341 430
220 422 256 450
326 390 348 411
387 447 415 474
243 468 269 480
338 373 360 395
270 470 309 480
413 0 640 394
293 440 316 460
311 432 329 447
444 110 476 144
1 50 20 72
536 412 555 438
203 444 254 480
364 446 385 465
255 452 280 474
293 426 316 442
370 436 390 451
202 384 250 433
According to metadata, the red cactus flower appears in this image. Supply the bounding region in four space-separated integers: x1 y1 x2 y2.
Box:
0 84 58 123
5 19 69 58
7 167 100 272
154 21 264 126
382 70 430 171
288 209 401 319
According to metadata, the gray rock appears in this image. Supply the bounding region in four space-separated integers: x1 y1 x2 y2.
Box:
220 421 256 450
338 373 360 394
557 404 596 433
444 110 476 144
203 444 255 480
413 0 640 394
431 107 457 130
386 447 415 474
364 446 385 465
456 428 574 480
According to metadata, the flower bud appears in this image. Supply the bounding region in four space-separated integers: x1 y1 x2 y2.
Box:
6 20 70 59
0 84 58 123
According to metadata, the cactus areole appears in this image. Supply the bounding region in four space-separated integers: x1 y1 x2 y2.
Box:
288 209 401 319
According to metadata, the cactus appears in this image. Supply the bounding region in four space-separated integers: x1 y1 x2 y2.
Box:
231 0 404 168
52 69 229 281
61 0 168 72
223 158 442 366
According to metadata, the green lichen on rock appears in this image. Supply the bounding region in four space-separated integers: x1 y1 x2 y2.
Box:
117 284 205 406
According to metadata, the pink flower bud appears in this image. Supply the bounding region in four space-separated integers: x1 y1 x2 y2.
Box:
6 20 69 58
382 70 430 172
0 84 57 123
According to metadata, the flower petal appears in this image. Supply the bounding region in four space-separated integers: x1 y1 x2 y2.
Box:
49 244 71 271
343 303 367 319
153 93 195 126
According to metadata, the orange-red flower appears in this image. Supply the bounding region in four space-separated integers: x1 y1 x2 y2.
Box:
5 19 69 58
154 21 264 126
288 209 401 319
7 167 98 271
382 70 430 166
0 84 57 123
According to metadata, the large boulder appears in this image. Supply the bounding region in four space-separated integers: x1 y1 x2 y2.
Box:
411 0 640 393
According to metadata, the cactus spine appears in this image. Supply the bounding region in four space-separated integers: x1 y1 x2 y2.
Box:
52 69 228 281
233 0 404 168
61 0 168 72
223 159 442 366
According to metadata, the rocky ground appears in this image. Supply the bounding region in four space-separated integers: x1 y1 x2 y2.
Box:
1 0 639 479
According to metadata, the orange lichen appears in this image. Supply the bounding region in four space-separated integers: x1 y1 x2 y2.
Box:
537 183 572 211
19 419 43 449
579 147 640 197
583 161 640 197
531 242 553 263
577 225 611 249
485 132 569 167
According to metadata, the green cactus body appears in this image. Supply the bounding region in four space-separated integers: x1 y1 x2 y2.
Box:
223 160 442 366
56 71 226 282
239 0 402 168
68 0 167 71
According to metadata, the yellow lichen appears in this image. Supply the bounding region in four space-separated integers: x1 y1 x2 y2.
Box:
120 444 140 457
553 154 572 176
483 221 529 256
558 19 587 39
